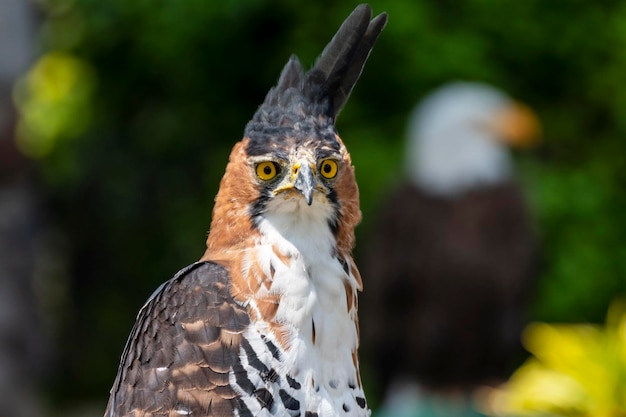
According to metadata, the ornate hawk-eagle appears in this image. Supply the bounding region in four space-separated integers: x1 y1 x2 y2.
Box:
104 5 386 417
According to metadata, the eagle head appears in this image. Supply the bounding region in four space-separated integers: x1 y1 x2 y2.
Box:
206 6 386 256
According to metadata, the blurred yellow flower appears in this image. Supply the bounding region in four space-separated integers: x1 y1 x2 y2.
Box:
485 299 626 417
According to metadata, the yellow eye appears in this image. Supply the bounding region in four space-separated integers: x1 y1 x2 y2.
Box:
319 159 338 179
256 161 279 181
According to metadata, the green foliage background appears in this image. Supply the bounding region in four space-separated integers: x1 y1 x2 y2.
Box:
21 0 626 409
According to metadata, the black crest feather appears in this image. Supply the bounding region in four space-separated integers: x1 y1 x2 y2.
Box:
311 4 387 118
244 4 386 150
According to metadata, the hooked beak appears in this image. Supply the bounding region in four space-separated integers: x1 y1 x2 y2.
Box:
293 163 316 205
494 101 542 148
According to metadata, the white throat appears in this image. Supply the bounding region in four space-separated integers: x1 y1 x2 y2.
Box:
245 194 366 416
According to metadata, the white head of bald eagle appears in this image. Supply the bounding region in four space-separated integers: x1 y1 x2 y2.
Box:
405 82 540 197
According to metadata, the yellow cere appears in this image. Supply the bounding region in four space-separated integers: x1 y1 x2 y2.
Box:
320 159 338 179
256 161 279 181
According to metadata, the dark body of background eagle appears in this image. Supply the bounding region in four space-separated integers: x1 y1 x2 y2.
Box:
105 5 386 417
360 82 540 414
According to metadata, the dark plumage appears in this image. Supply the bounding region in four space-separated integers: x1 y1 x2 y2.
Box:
362 182 536 389
245 4 387 156
108 262 250 417
359 83 540 407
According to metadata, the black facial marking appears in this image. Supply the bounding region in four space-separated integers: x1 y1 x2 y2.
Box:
343 404 350 412
250 188 273 226
327 216 339 236
327 187 339 206
326 188 340 235
305 412 318 417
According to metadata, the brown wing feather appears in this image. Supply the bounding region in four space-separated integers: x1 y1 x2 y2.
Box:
105 262 251 417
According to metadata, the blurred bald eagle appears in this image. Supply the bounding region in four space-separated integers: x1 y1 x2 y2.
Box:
360 82 540 411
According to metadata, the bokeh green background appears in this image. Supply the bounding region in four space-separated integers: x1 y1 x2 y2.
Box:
16 0 626 411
